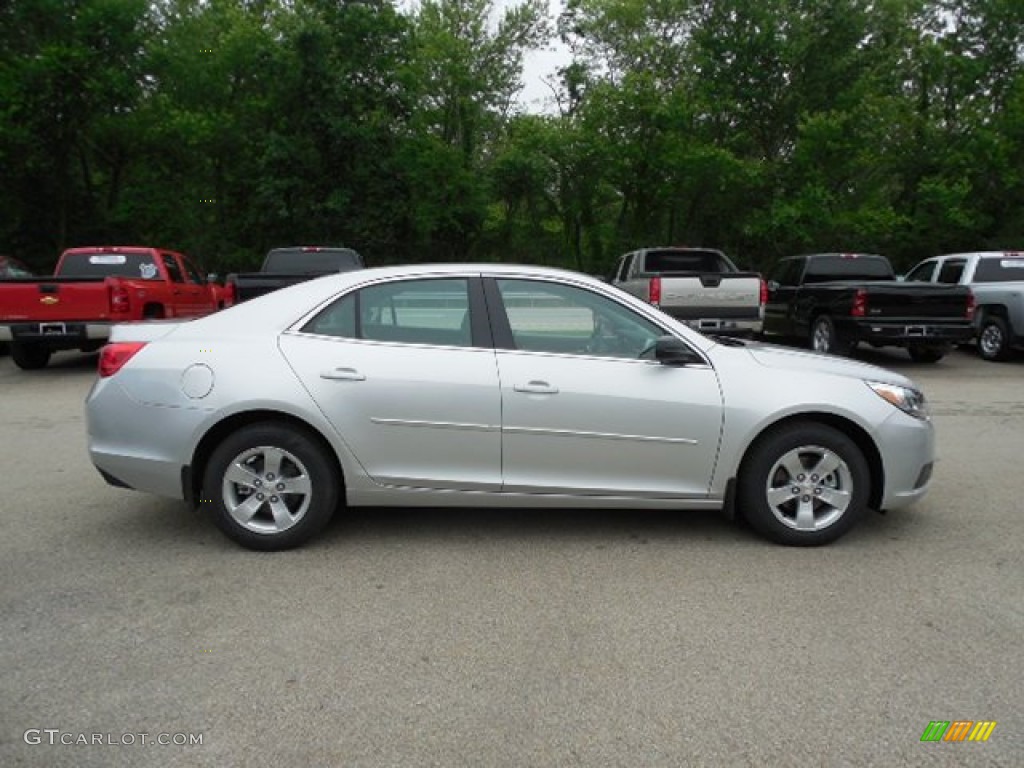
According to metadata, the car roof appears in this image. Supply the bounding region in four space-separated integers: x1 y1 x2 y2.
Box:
185 263 609 334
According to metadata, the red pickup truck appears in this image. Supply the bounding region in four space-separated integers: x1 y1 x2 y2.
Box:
0 246 225 369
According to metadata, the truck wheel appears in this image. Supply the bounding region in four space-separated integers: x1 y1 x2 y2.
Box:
11 343 51 370
977 316 1012 361
810 316 852 356
908 345 946 363
203 422 339 551
737 422 869 546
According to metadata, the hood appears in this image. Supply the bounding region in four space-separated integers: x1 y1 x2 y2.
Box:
741 341 916 388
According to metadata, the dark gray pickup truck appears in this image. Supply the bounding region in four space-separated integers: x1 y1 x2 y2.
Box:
226 246 364 304
762 253 975 362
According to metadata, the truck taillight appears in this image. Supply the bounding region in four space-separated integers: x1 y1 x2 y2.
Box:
965 289 975 321
99 342 146 378
759 277 768 305
850 288 867 317
223 281 236 306
109 284 130 314
648 276 662 306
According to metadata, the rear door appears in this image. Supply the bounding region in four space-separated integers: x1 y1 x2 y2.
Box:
280 275 502 491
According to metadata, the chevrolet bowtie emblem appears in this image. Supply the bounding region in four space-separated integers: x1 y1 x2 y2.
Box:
40 296 59 304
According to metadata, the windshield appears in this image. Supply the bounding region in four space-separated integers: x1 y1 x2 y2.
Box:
58 252 162 280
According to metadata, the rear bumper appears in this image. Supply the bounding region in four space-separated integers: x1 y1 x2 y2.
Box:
0 322 111 347
841 320 974 346
659 311 763 336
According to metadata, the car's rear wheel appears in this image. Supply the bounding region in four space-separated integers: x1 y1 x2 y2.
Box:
810 316 852 356
977 316 1012 361
738 422 870 546
203 423 339 550
11 342 51 370
907 345 946 363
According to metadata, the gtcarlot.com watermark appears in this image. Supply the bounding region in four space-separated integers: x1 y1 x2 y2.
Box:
24 729 203 747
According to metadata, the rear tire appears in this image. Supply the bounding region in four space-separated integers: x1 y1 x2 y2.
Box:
11 343 51 370
810 315 853 356
977 316 1012 361
203 422 339 551
737 422 870 546
907 345 946 363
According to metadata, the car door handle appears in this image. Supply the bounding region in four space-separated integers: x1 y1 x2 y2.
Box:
320 367 366 381
513 380 559 395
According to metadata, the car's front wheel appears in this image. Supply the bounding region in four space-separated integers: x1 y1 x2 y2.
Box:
203 422 339 550
738 422 870 546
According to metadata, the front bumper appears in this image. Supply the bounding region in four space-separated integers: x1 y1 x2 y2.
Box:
875 409 936 510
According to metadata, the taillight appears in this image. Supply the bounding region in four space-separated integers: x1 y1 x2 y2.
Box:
223 281 236 307
109 284 130 314
99 342 146 378
850 288 867 317
759 277 768 305
965 290 975 320
648 276 662 306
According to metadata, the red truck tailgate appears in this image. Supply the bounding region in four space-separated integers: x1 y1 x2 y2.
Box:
0 277 113 321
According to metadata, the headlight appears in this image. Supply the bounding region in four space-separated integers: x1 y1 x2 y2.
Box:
866 381 929 420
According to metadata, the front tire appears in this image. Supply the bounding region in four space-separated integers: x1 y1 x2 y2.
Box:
977 316 1012 361
737 422 870 546
11 342 51 370
203 422 339 550
810 315 853 356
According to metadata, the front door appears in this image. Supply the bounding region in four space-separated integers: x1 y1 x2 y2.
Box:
487 277 724 498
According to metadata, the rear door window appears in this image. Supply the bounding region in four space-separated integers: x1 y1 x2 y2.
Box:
937 259 966 285
161 253 184 283
302 278 473 348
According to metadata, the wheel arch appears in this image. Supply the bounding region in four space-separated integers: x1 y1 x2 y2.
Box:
187 409 346 507
733 412 885 513
977 302 1009 322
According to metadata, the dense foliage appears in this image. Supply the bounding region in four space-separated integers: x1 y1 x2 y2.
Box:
1 0 1021 274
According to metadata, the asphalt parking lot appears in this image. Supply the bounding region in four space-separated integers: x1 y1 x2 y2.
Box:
1 346 1021 767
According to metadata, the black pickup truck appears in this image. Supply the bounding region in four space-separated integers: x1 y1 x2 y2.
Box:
762 253 974 362
226 246 364 303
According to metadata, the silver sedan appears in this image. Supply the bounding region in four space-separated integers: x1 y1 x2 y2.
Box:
85 264 935 550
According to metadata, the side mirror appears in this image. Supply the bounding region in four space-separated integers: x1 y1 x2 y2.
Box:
767 280 780 292
655 335 702 366
207 273 220 283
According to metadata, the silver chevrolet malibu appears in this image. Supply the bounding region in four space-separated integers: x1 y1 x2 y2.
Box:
85 264 935 550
